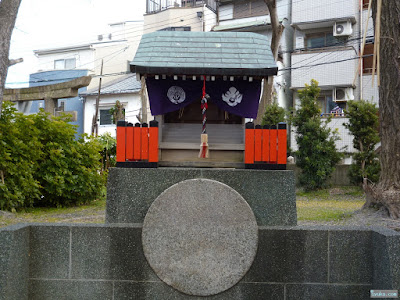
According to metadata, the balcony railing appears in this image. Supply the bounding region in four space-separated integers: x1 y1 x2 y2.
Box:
146 0 216 14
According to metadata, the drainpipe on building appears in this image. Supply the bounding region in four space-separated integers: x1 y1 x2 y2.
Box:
202 4 205 31
216 0 220 25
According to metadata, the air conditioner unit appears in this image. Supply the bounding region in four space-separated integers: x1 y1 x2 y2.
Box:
333 21 353 37
334 87 354 101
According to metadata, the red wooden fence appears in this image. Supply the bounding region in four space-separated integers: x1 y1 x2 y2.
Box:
245 122 287 170
116 120 158 168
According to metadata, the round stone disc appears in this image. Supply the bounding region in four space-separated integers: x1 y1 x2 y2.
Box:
142 178 258 296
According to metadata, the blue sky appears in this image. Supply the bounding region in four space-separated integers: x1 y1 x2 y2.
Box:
7 0 146 87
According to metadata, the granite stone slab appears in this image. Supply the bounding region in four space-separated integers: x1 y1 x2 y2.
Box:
329 229 372 284
29 225 70 279
142 178 258 296
286 283 372 300
114 282 284 300
29 279 113 300
0 225 29 300
244 228 328 283
106 168 297 226
70 225 157 281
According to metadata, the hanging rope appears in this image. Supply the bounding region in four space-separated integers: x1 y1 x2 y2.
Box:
201 76 208 134
199 76 209 158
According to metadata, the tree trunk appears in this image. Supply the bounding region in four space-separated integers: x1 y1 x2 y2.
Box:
255 0 283 125
0 0 22 117
367 0 400 219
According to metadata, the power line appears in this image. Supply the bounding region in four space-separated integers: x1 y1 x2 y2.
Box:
7 0 372 86
10 0 351 55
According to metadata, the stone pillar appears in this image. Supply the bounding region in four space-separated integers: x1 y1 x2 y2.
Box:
44 97 57 115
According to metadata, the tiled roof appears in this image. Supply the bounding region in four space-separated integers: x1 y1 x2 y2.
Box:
130 31 277 77
80 74 141 96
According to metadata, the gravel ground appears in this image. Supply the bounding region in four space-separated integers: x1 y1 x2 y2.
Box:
0 208 105 228
298 208 400 231
297 187 400 231
1 188 399 231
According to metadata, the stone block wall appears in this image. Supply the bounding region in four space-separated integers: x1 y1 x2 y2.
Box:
1 224 399 300
106 168 297 226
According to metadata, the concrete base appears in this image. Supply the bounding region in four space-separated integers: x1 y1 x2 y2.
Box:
106 167 297 226
1 224 399 300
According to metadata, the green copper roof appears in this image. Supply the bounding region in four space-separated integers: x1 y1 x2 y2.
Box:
131 31 277 77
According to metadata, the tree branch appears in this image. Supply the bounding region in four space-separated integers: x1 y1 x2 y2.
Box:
8 57 23 66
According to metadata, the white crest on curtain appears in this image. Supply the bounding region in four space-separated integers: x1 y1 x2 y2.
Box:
167 86 186 104
222 87 243 107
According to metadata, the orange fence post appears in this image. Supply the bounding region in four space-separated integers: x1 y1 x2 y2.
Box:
141 123 149 161
133 123 141 161
269 125 278 164
277 123 287 165
116 121 127 163
149 120 159 163
254 125 262 162
261 125 270 163
245 122 255 164
126 123 134 161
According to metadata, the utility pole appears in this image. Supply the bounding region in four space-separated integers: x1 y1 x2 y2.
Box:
91 59 103 136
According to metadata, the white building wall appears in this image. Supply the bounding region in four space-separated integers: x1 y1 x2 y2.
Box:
362 8 375 39
361 75 379 105
292 0 358 24
89 22 144 89
144 6 216 34
35 49 95 72
291 48 358 88
83 93 142 137
88 43 132 90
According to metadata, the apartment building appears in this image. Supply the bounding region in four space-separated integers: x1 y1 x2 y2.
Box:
27 21 144 137
144 0 217 33
214 0 293 111
290 0 377 155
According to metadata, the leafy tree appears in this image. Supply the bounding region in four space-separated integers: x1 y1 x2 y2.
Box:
31 111 104 207
291 80 343 191
0 102 41 211
96 132 116 173
109 100 125 124
0 102 104 210
261 102 285 126
344 100 380 185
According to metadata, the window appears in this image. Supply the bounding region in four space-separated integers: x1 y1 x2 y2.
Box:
305 32 340 50
317 90 335 114
159 26 191 31
317 90 346 117
363 42 375 74
233 0 268 19
363 0 369 9
54 58 76 70
100 109 113 125
99 107 125 125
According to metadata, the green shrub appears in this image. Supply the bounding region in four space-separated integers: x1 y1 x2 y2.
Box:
344 100 380 184
96 132 116 173
291 80 343 191
0 102 104 210
31 111 104 207
0 103 42 211
261 102 286 126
